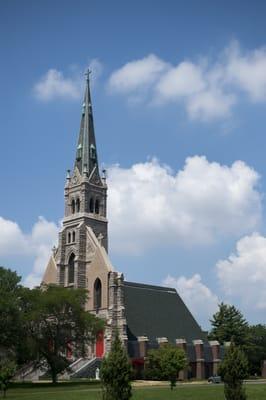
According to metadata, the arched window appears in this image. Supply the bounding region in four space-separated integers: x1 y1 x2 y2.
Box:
76 198 80 213
68 253 75 284
94 278 102 310
89 197 94 213
68 232 71 243
72 231 76 242
95 199 100 214
71 199 75 214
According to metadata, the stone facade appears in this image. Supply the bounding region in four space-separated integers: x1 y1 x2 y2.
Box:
42 73 127 357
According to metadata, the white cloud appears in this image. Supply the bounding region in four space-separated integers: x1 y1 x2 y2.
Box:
217 233 266 311
108 156 261 254
0 216 28 255
34 69 82 101
108 41 266 121
0 216 58 288
163 274 219 328
226 41 266 101
186 89 235 121
88 58 104 82
156 61 206 100
34 59 103 101
1 156 262 292
108 54 169 94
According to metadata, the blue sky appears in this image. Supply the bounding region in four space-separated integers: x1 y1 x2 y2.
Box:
1 0 266 329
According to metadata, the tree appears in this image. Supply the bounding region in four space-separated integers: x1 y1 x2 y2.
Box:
0 267 37 367
246 324 266 375
219 343 249 400
209 303 249 347
145 344 187 390
144 349 162 381
23 285 103 384
0 360 16 398
100 331 132 400
0 267 23 352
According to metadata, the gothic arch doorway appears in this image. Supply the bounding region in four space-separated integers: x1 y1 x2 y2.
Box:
96 330 104 357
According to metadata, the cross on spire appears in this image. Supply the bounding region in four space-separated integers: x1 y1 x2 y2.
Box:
85 68 92 81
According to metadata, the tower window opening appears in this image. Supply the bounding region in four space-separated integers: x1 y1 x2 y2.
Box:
95 199 100 214
68 253 75 285
68 232 71 243
90 144 96 160
76 144 82 161
72 231 76 242
76 198 80 213
94 278 102 310
89 197 94 213
71 199 75 214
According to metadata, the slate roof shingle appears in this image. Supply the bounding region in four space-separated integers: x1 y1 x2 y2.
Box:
123 281 207 344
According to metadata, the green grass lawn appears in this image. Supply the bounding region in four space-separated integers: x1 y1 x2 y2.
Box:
5 382 266 400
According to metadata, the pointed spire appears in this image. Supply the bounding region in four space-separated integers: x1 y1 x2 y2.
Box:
75 70 99 176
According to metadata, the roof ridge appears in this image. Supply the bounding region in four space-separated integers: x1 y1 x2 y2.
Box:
124 280 176 293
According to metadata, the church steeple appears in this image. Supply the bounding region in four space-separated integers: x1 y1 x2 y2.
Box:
62 71 108 254
75 70 99 177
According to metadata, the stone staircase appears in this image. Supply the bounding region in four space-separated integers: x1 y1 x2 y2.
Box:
70 357 102 379
14 360 48 381
14 356 102 381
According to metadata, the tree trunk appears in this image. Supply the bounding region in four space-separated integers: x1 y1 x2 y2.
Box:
51 368 57 384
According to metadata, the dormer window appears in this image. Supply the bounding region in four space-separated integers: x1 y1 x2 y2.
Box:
90 144 96 160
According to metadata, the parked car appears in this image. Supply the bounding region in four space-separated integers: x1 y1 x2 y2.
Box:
208 375 222 383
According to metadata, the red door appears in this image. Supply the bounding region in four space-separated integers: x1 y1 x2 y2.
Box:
66 341 72 359
96 331 104 357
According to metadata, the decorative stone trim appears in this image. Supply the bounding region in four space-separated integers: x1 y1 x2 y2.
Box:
192 339 204 345
176 338 187 345
157 337 168 344
209 340 220 346
137 336 149 342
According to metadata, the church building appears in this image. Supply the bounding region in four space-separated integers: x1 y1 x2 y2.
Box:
42 72 223 379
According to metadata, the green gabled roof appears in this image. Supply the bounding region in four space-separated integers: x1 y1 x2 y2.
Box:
123 281 207 343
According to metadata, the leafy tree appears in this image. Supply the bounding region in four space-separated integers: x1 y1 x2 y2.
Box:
219 343 249 400
100 331 132 400
0 360 16 398
0 267 37 367
144 349 162 381
0 267 23 352
209 303 249 347
145 344 187 390
246 324 266 375
23 285 103 384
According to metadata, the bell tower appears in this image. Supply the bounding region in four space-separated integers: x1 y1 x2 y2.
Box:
56 71 108 288
63 70 108 251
